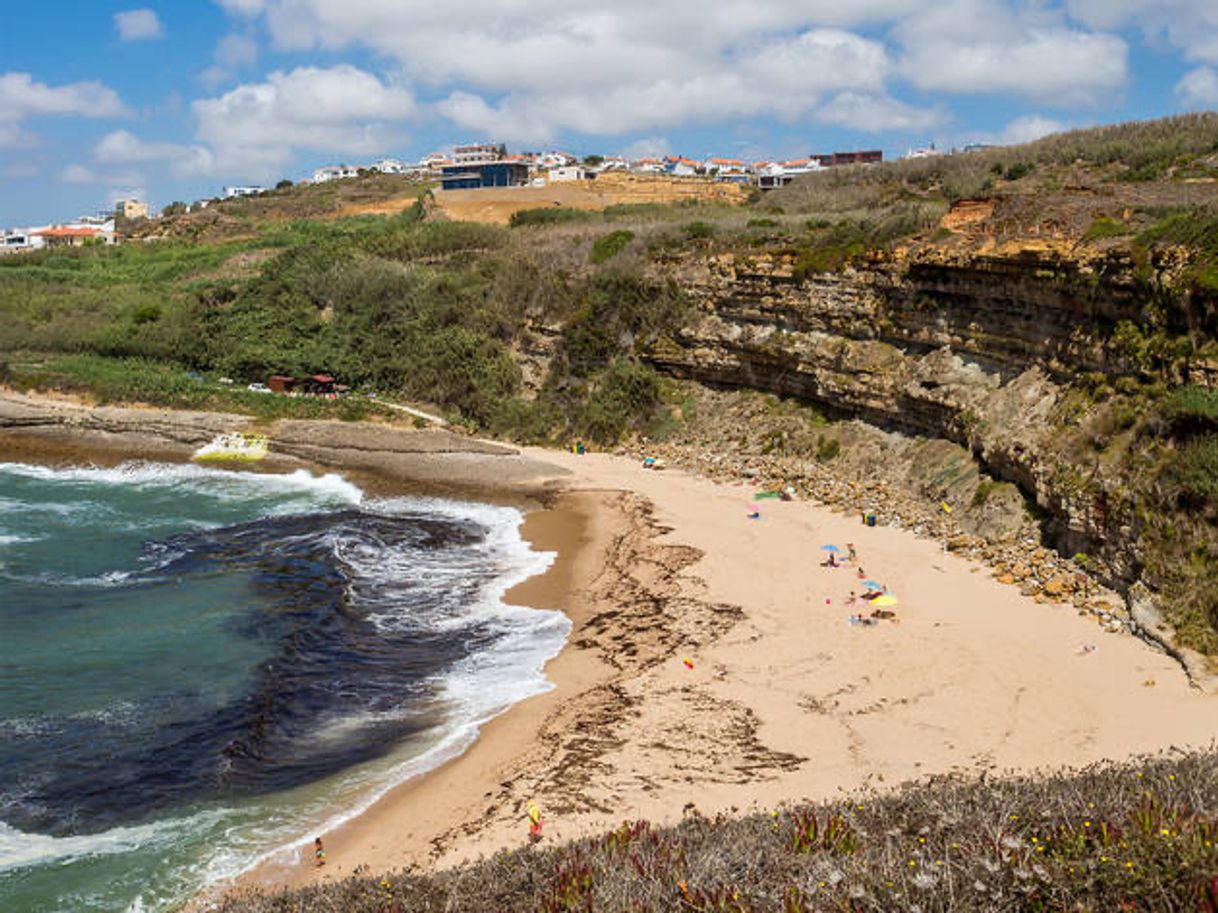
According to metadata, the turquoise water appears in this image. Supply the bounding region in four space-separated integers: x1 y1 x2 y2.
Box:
0 461 565 912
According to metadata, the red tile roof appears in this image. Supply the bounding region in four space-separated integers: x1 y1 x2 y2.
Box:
36 226 102 238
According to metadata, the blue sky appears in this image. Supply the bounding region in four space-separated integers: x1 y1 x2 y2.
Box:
2 0 1217 226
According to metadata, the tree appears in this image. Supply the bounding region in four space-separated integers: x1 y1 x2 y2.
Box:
275 179 294 190
583 154 604 167
161 201 187 217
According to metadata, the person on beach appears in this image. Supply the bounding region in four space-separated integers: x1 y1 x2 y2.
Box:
313 837 326 867
847 543 857 563
821 553 837 568
527 800 544 843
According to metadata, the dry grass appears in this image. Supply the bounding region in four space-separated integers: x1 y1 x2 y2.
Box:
214 749 1218 912
772 112 1218 215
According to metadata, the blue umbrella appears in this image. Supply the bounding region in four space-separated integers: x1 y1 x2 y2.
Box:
820 544 842 553
862 579 882 590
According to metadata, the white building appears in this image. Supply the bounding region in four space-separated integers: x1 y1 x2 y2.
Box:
538 151 577 169
903 144 941 159
452 143 502 165
547 165 591 182
1 228 47 254
371 158 406 174
312 164 360 183
418 151 451 170
223 185 267 199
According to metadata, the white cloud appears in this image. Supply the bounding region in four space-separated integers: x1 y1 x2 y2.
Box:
59 163 97 183
1175 67 1218 109
191 65 414 175
618 137 671 159
96 130 194 164
93 129 214 178
896 0 1127 104
99 65 415 180
816 92 947 132
1066 0 1218 64
213 0 1137 139
201 33 259 86
0 72 127 148
998 114 1067 144
114 9 164 42
0 72 127 121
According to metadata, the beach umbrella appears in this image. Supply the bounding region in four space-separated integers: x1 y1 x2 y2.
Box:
747 502 761 515
862 579 883 590
872 594 898 607
820 544 842 552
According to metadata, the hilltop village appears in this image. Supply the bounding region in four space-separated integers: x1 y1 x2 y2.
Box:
1 139 967 253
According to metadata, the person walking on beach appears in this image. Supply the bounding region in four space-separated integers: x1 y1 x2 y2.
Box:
313 837 326 867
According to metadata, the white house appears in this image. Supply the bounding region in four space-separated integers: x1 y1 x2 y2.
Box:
312 165 360 183
538 150 577 169
1 228 46 254
903 144 940 159
664 156 700 176
547 165 590 182
223 185 267 199
371 158 406 174
629 158 664 173
418 151 451 170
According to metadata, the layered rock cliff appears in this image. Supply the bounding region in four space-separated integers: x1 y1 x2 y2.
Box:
640 244 1212 621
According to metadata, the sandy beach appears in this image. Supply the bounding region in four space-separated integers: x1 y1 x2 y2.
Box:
3 393 1215 903
233 446 1216 897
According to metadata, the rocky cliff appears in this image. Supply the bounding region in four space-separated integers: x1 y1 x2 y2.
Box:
639 244 1213 652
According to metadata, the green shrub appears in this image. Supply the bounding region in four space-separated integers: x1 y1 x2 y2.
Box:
555 274 690 378
1164 435 1218 505
1003 161 1033 181
1160 386 1218 435
815 435 841 461
509 207 597 228
576 359 662 444
747 218 779 229
1082 216 1132 242
589 230 635 264
684 221 714 240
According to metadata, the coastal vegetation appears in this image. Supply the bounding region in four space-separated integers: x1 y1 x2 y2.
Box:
213 749 1218 912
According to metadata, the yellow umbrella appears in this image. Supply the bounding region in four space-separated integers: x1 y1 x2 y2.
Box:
872 594 899 607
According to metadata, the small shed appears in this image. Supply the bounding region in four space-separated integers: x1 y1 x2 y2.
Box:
302 374 337 396
267 375 295 394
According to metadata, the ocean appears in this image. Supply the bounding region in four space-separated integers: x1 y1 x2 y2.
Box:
0 460 568 912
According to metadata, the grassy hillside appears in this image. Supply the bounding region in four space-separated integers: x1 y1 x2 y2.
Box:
214 750 1218 912
3 112 1218 653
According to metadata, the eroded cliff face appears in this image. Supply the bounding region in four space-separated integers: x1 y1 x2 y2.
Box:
642 246 1203 592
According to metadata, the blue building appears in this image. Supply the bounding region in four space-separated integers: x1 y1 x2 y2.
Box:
440 162 531 190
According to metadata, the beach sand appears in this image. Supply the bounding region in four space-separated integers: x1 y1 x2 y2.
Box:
237 446 1217 895
3 392 1213 900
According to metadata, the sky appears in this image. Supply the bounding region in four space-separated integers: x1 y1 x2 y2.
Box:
1 0 1217 226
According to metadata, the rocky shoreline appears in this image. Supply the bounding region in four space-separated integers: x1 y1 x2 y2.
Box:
0 389 568 502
